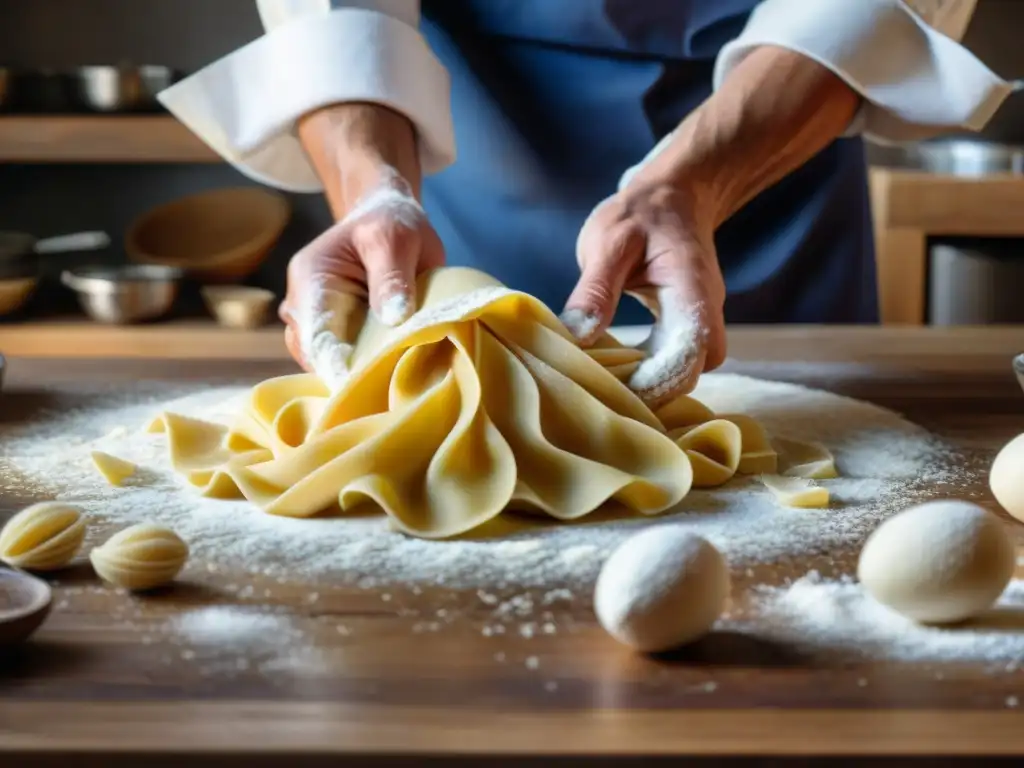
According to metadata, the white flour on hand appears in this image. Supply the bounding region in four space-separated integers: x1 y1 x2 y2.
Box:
290 166 426 387
292 275 353 391
629 291 706 400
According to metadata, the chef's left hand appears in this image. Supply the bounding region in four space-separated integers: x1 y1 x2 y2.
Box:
561 180 727 405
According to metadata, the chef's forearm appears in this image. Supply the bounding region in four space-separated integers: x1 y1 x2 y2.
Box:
631 45 860 227
298 103 423 220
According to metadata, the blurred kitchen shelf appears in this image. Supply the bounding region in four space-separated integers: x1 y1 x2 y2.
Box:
0 319 288 359
0 116 219 163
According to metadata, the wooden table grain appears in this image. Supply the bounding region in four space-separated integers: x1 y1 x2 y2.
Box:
2 328 1024 765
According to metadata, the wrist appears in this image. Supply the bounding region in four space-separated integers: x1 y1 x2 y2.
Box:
623 156 722 235
625 46 859 228
298 102 422 219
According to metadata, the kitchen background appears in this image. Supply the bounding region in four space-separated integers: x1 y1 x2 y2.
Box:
0 0 1021 325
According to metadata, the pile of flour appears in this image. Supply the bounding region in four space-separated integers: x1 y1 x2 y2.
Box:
0 371 964 591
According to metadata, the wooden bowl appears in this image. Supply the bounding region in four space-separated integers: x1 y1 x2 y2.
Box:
125 188 290 283
0 567 52 645
0 276 37 316
201 285 277 329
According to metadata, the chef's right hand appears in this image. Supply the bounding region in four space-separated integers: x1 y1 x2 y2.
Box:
279 103 444 389
280 172 445 390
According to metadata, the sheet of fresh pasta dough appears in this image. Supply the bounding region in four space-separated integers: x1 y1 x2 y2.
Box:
149 267 835 538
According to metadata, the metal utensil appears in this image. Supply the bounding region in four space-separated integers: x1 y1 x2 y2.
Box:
74 64 177 113
61 264 181 324
0 230 110 261
1014 354 1024 396
0 566 52 645
0 230 111 282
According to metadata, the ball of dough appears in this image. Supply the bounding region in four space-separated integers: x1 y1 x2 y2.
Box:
857 500 1015 625
991 433 1024 522
594 526 730 652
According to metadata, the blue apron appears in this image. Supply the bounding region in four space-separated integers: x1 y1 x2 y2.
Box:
416 0 878 324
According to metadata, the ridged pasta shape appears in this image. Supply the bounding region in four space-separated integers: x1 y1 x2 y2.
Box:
90 523 189 591
0 502 86 571
148 268 836 538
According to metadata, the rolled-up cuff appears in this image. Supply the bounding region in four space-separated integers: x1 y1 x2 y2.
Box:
157 7 455 192
713 0 1018 144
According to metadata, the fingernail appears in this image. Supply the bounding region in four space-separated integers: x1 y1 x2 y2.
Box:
560 308 601 341
378 291 412 327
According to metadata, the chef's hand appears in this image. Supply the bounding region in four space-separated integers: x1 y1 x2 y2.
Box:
562 181 727 406
562 45 861 407
280 177 445 389
280 103 443 389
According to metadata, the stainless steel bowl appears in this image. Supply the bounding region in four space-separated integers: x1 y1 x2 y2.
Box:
61 265 181 324
914 140 1024 176
74 65 177 113
1015 354 1024 396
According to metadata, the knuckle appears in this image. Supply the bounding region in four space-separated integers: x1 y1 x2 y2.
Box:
577 277 616 310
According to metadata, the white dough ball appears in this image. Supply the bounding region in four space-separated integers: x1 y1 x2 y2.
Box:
991 433 1024 523
857 500 1015 625
594 526 729 652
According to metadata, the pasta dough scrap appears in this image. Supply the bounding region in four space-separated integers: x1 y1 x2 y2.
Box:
670 420 742 488
150 267 838 538
91 451 137 487
721 413 778 475
773 436 838 479
760 475 830 509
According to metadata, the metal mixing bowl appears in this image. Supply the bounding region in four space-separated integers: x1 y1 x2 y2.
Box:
74 65 177 112
61 265 181 324
1015 354 1024 396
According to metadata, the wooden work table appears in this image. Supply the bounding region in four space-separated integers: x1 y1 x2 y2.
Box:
2 327 1024 764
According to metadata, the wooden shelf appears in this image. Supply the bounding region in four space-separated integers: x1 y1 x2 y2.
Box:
0 319 287 359
869 168 1024 326
0 116 219 163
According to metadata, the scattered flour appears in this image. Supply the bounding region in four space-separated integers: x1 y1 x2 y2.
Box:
0 370 963 595
171 606 297 649
735 572 1024 666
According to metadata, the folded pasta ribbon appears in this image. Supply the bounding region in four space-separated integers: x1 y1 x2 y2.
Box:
149 268 834 537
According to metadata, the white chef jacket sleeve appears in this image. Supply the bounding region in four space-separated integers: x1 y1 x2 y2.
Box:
714 0 1018 144
156 0 455 193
